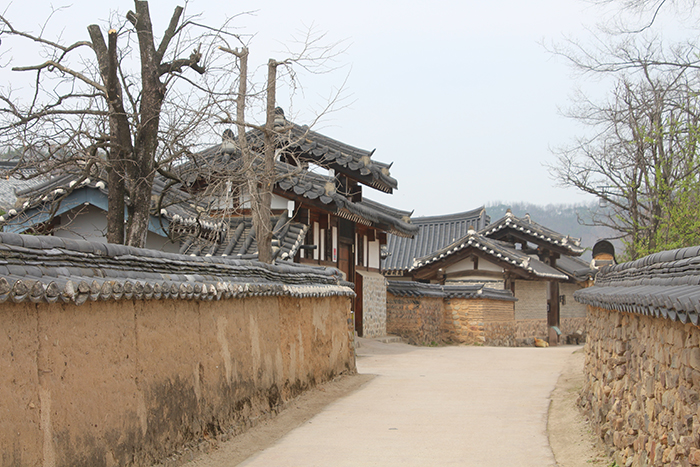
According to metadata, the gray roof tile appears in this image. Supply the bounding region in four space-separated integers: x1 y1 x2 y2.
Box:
575 246 700 324
481 210 585 256
0 232 354 305
387 280 517 301
410 230 570 281
383 207 490 273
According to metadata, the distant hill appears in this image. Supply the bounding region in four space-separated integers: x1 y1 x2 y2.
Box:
485 201 619 261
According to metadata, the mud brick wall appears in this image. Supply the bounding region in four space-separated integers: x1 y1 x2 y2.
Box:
513 280 547 320
444 298 515 345
0 295 354 467
358 271 387 338
386 292 445 345
580 306 700 466
561 282 589 319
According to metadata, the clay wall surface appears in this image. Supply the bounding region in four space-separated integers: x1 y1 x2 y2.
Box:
0 295 354 467
386 293 444 345
580 306 700 466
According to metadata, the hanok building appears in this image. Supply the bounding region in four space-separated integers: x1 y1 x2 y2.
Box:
0 110 418 338
383 209 594 346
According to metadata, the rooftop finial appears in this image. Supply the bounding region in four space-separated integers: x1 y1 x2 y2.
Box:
222 129 236 153
274 107 286 128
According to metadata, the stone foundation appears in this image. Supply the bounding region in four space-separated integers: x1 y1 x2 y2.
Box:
386 294 445 345
358 271 387 338
445 297 515 345
579 306 700 466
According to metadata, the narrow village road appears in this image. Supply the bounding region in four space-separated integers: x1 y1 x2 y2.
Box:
232 339 577 467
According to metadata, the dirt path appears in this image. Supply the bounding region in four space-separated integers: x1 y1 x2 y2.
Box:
154 373 374 467
548 348 610 466
158 342 611 467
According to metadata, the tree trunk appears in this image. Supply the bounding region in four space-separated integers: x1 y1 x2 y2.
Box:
256 59 278 264
124 0 165 248
87 26 131 244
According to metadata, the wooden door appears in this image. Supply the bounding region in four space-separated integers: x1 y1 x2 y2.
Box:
354 272 363 337
338 241 360 336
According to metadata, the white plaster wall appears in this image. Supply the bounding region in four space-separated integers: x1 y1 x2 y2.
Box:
368 240 380 269
55 206 178 253
55 205 107 241
313 222 319 260
445 257 502 275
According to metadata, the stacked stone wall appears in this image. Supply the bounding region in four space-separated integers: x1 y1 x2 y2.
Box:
444 298 515 345
580 306 700 466
358 271 387 338
386 293 445 345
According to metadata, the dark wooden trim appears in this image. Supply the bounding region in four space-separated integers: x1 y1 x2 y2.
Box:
488 228 576 257
412 247 532 281
444 269 504 280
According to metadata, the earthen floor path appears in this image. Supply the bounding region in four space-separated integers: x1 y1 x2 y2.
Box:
232 339 578 467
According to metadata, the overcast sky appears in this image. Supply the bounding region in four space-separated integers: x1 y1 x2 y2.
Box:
0 0 649 216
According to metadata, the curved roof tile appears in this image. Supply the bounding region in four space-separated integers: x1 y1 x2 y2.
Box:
574 245 700 324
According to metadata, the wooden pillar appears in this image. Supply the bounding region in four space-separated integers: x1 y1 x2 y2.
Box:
547 253 560 346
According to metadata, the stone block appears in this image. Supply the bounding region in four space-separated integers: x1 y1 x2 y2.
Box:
689 348 700 371
689 448 700 465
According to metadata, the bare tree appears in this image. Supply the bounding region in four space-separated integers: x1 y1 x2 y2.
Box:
206 33 347 263
0 1 236 247
588 0 697 33
549 58 700 259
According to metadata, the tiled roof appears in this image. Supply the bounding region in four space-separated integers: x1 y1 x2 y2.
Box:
411 230 569 281
183 148 418 237
481 210 584 256
574 246 700 324
173 214 308 261
2 172 200 237
0 161 41 210
0 232 354 305
556 255 596 282
383 207 490 273
387 280 517 301
247 112 398 193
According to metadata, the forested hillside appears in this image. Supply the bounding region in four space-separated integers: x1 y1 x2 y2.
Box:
486 202 618 260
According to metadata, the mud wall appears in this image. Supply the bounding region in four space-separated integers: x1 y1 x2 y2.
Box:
0 295 354 467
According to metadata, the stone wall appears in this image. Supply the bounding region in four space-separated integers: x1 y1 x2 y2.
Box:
579 306 700 466
358 271 387 338
0 295 354 467
445 297 515 345
386 293 445 345
514 317 587 346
